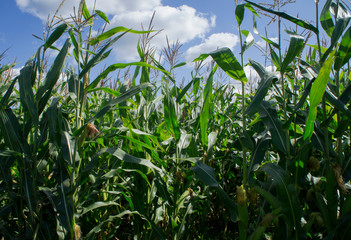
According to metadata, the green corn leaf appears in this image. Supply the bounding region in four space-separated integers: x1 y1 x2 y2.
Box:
176 202 193 239
269 45 281 68
87 83 152 123
236 4 246 26
245 3 260 17
36 38 71 101
172 61 187 69
192 161 238 220
176 77 199 103
207 131 218 153
261 163 302 236
95 10 110 23
177 133 192 152
120 135 156 152
18 60 38 125
254 185 280 209
324 86 351 118
0 108 27 153
67 70 83 102
44 23 67 50
258 101 288 153
194 47 248 84
246 59 278 115
85 211 156 238
245 0 318 34
97 147 162 172
86 62 168 92
81 201 120 216
241 30 255 54
56 162 73 238
321 0 334 37
315 192 333 232
248 134 270 185
191 161 219 187
321 3 351 64
61 131 74 166
238 200 249 240
281 31 304 73
239 130 254 151
200 66 216 147
260 36 279 49
294 79 313 112
80 0 90 20
304 52 335 140
335 26 351 71
326 168 338 227
88 26 152 45
323 83 351 124
0 63 16 75
162 83 181 142
80 31 128 79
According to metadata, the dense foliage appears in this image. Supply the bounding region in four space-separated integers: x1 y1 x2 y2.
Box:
1 0 351 239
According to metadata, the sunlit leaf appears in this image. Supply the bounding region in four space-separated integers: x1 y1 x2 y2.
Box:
194 47 248 84
304 51 335 140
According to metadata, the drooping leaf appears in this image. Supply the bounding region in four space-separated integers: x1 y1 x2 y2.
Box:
281 31 304 73
258 101 288 154
191 161 219 187
248 133 270 185
245 0 318 34
246 60 278 115
194 47 248 84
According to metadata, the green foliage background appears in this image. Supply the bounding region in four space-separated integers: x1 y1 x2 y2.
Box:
1 0 351 239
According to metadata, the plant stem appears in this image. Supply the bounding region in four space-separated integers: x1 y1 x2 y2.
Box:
238 23 247 186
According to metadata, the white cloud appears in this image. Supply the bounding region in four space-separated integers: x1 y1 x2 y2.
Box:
15 0 162 21
185 33 239 62
87 0 161 15
108 5 214 62
15 0 215 62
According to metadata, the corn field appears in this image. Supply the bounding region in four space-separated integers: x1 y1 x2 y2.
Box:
1 0 351 239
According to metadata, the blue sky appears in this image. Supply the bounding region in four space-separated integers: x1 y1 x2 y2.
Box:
1 0 323 80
